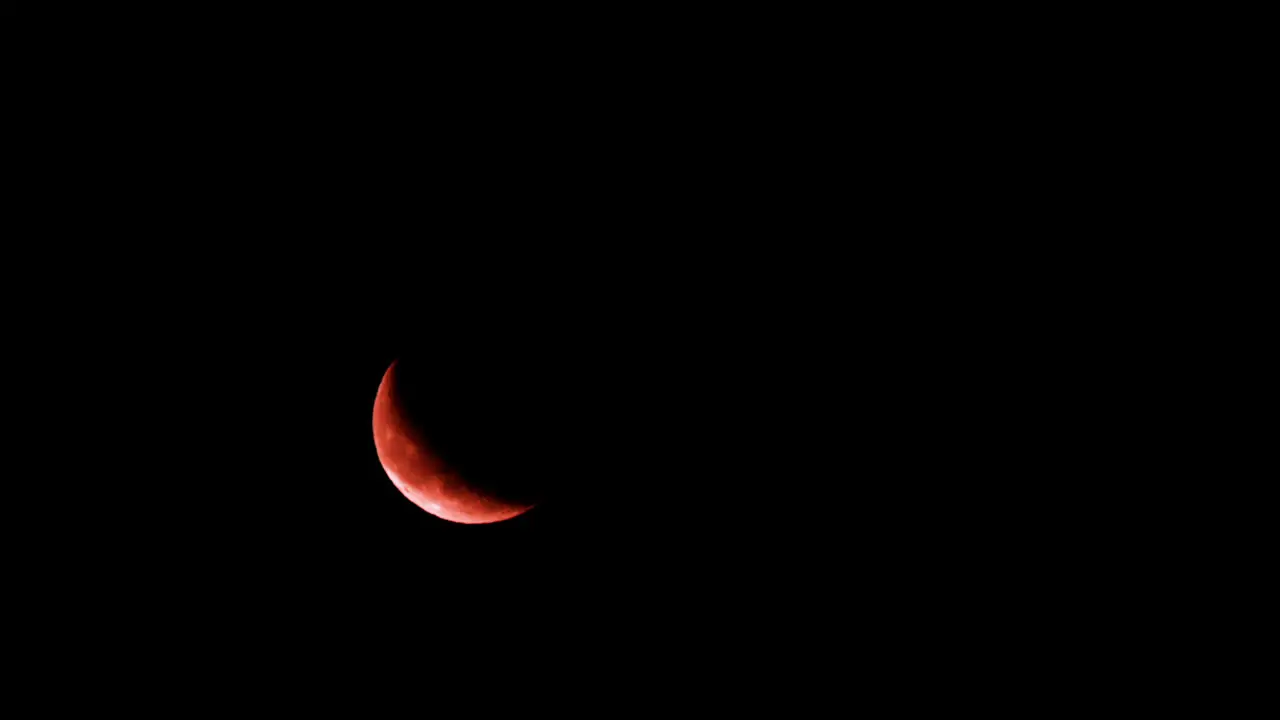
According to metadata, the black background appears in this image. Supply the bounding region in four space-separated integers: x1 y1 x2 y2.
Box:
2 8 1113 704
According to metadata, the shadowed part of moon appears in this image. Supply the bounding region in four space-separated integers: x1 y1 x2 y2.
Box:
372 361 534 524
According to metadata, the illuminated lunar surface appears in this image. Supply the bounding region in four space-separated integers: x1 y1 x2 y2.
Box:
372 361 534 524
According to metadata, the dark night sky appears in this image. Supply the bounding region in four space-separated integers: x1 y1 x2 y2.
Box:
2 9 1099 705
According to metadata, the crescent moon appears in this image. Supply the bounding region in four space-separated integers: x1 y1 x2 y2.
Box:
372 360 534 524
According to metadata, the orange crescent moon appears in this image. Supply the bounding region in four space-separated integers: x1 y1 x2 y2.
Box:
372 360 534 524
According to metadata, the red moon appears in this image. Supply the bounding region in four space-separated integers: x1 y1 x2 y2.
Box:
372 361 534 524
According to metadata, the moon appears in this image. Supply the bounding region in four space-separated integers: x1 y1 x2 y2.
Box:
372 360 535 524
